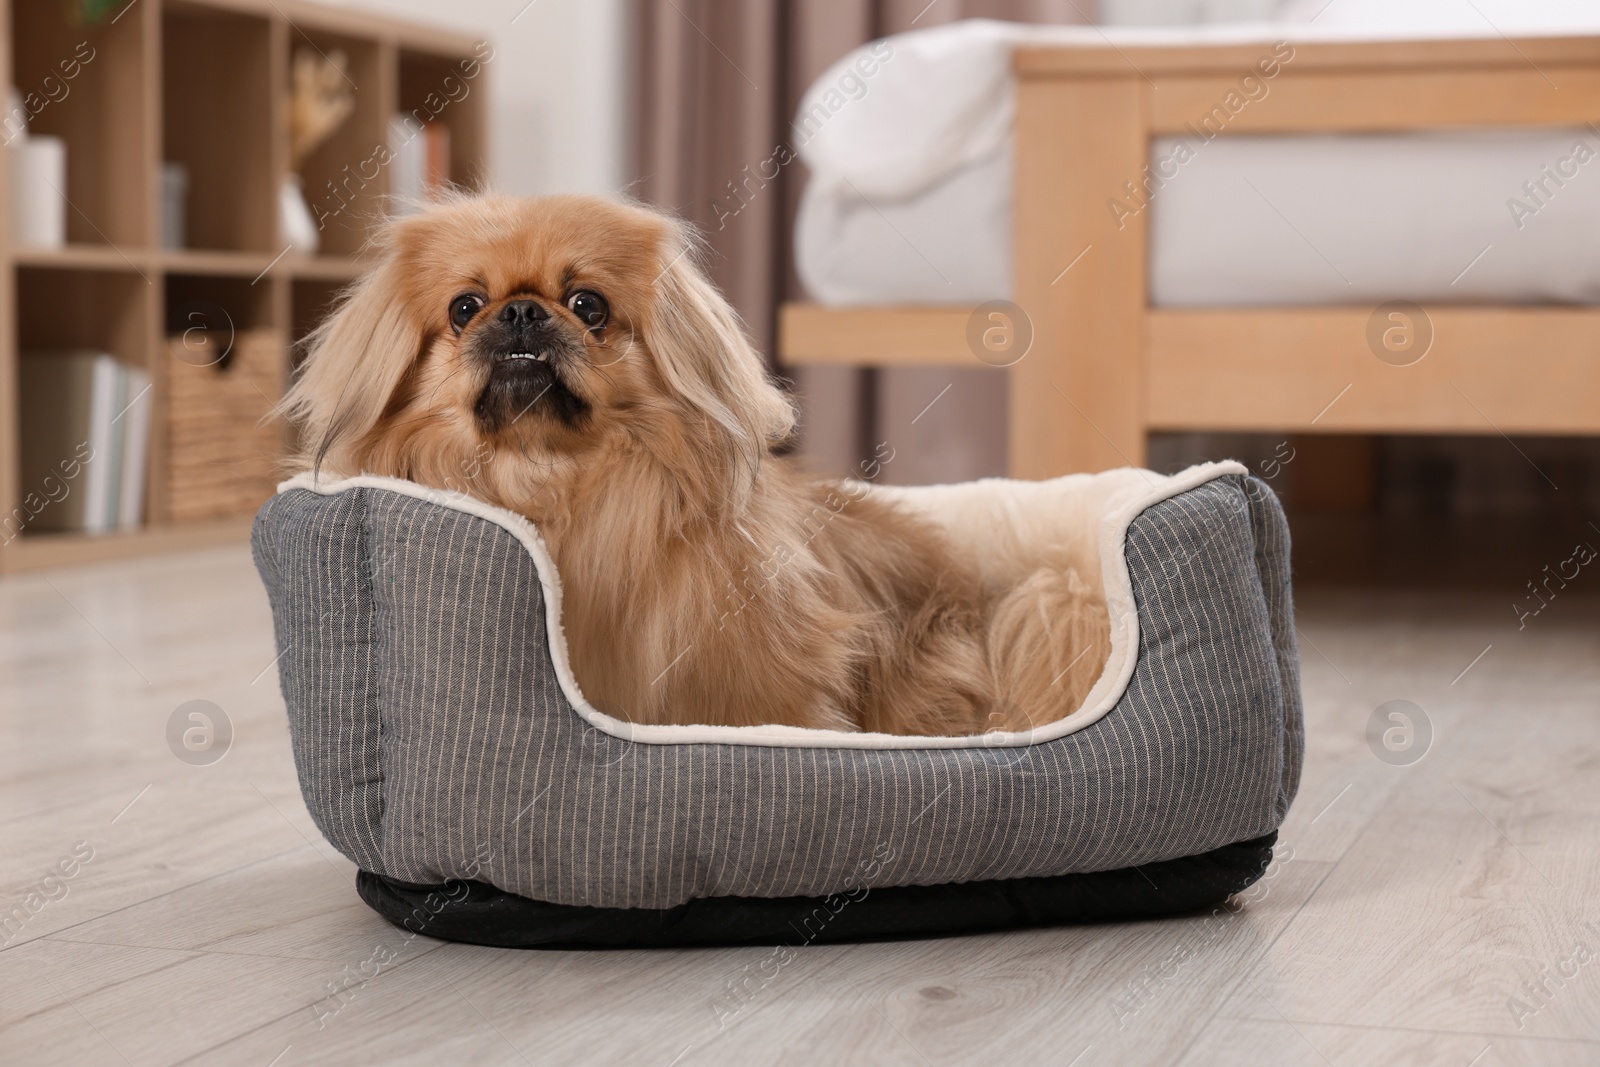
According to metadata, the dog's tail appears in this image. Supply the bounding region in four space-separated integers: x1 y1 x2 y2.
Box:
987 565 1111 733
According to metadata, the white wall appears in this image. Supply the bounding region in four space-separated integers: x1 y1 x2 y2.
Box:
321 0 633 197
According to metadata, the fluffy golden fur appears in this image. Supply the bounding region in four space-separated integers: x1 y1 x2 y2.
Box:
281 194 1109 735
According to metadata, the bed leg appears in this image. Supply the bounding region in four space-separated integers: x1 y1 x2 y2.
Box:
1012 73 1147 479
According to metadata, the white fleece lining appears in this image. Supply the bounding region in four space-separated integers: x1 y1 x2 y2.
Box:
277 460 1248 749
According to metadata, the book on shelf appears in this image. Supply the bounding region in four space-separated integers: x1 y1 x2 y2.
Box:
387 115 451 212
117 366 153 531
18 351 152 536
424 122 451 194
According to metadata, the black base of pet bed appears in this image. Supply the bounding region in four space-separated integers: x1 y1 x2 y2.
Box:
356 832 1276 948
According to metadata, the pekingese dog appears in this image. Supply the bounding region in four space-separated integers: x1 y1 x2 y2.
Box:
282 194 1108 736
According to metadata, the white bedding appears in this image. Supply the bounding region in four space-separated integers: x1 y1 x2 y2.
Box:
796 10 1600 308
796 145 1013 306
1149 129 1600 306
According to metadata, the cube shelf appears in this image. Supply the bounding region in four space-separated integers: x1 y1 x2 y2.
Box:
0 0 488 574
163 2 275 253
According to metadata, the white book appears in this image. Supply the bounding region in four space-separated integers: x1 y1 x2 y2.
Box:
117 366 152 530
387 115 427 214
19 350 99 532
81 355 121 535
102 365 126 534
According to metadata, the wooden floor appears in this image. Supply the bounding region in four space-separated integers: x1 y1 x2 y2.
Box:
2 545 1598 1066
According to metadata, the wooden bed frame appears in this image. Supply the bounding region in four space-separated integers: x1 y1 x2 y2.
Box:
779 34 1600 479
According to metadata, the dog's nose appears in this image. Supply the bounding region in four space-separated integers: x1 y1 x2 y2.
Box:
500 299 549 326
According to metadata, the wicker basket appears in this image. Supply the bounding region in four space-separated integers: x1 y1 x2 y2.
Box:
161 329 285 523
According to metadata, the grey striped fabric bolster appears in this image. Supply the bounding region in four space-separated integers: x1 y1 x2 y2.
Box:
251 473 1303 910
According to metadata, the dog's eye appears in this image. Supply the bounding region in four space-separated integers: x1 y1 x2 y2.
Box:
566 290 609 329
448 293 485 333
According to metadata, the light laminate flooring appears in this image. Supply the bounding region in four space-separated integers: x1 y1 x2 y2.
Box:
2 545 1597 1065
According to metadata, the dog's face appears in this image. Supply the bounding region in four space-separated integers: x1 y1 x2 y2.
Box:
405 197 663 455
284 195 794 513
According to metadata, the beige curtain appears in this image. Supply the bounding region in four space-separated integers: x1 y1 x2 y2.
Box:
634 0 1093 481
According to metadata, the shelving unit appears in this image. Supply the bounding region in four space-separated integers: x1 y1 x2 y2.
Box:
0 0 487 574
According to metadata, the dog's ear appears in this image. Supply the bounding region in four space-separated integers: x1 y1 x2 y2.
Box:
647 240 797 500
279 230 427 475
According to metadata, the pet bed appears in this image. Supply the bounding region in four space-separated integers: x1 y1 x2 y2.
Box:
251 461 1303 947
